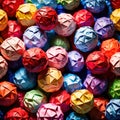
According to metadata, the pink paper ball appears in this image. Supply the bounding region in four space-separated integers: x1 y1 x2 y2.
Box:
46 46 68 69
37 103 64 120
54 13 76 36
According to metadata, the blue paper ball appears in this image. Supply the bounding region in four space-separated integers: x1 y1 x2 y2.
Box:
74 26 98 52
26 0 57 9
23 26 47 49
81 0 106 13
66 111 88 120
13 67 37 90
63 73 83 93
105 99 120 120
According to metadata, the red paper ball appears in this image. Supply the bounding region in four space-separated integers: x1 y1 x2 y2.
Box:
0 0 3 4
33 6 58 31
111 0 120 9
22 47 48 73
0 81 17 107
89 97 109 120
73 9 94 27
86 51 109 74
4 107 29 120
49 90 70 112
1 20 22 39
2 0 24 17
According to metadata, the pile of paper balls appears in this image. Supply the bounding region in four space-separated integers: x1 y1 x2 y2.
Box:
0 0 120 120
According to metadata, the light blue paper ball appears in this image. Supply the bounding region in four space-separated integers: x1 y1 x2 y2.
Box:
63 73 83 93
23 26 47 49
13 67 37 90
66 111 88 120
105 99 120 120
74 26 98 52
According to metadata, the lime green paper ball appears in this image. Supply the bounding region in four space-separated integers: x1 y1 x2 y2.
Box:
50 35 70 51
109 78 120 98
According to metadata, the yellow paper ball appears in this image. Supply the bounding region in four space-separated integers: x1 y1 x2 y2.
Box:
110 8 120 31
16 3 37 26
70 89 94 114
37 67 63 93
0 9 8 31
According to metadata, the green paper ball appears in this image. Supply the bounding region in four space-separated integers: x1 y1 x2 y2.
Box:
50 35 70 51
24 89 47 113
109 78 120 98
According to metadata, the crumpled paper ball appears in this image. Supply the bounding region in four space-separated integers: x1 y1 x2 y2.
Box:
81 0 106 13
0 81 17 106
89 97 109 120
26 0 57 9
37 103 64 120
105 99 120 120
70 89 94 114
73 9 94 27
4 107 29 120
50 35 70 51
24 89 47 113
86 51 109 74
38 67 63 92
54 13 76 36
67 50 84 72
111 0 120 9
63 73 83 93
22 47 48 73
1 20 23 39
100 38 120 60
110 8 120 31
23 25 47 49
1 37 25 61
109 78 120 98
13 67 37 90
0 56 8 79
49 90 70 112
46 46 68 69
2 0 24 17
83 74 108 95
74 26 98 52
16 3 37 26
33 6 58 31
110 52 120 76
94 17 115 40
57 0 80 10
66 111 89 120
0 9 8 31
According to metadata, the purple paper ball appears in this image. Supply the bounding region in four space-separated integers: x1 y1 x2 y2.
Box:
94 17 115 39
23 26 47 49
67 50 84 72
83 74 108 95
